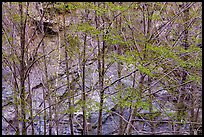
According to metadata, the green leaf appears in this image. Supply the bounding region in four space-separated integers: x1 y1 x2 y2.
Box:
138 64 153 77
151 11 160 20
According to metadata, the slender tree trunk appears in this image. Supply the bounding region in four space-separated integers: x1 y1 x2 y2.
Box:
97 38 105 135
41 19 52 135
28 74 34 135
125 108 137 135
42 87 47 135
54 97 59 135
117 14 124 135
82 8 89 135
82 33 87 135
190 86 195 135
54 17 62 135
146 5 155 134
183 2 190 50
42 40 52 135
63 13 74 135
118 58 124 135
38 5 53 135
148 77 155 134
97 3 106 135
142 3 146 41
10 7 20 133
176 2 190 134
94 3 103 134
124 71 137 135
19 2 27 135
126 73 145 135
13 62 20 135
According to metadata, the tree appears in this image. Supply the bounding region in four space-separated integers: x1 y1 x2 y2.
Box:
19 2 29 135
63 9 74 135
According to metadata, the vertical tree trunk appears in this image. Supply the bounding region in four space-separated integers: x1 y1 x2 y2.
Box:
27 74 34 135
97 38 105 135
37 5 53 135
54 95 59 135
42 87 47 135
183 2 190 50
40 16 52 134
94 3 102 134
19 2 27 135
42 41 52 135
118 51 124 135
54 16 62 135
13 62 20 135
97 3 106 135
190 86 195 135
63 13 74 135
124 71 137 135
148 77 155 134
10 6 20 133
82 32 87 135
146 5 155 134
117 14 124 135
82 8 89 135
176 2 190 134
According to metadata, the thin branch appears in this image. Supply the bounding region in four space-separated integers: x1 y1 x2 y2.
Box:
2 115 17 133
149 2 195 42
144 51 200 97
24 44 65 80
26 3 50 49
102 58 159 93
151 80 193 96
111 111 139 135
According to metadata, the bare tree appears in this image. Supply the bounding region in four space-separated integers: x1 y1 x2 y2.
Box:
97 3 107 135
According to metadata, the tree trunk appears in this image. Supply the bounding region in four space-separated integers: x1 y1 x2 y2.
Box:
190 86 195 135
19 2 27 135
148 77 155 134
82 8 89 135
41 19 52 135
97 3 106 135
11 9 20 133
13 62 20 135
82 33 87 135
63 13 74 135
146 5 155 134
117 14 124 135
124 71 136 135
176 2 190 134
94 3 103 134
28 74 35 135
42 87 47 135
